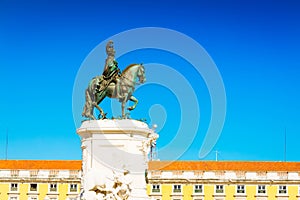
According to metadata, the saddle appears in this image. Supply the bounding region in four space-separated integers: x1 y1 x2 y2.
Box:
95 70 120 95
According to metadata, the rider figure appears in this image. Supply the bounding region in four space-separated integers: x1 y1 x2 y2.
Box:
103 60 120 81
97 40 123 98
103 40 117 77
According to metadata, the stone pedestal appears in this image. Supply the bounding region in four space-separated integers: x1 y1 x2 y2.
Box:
77 119 158 200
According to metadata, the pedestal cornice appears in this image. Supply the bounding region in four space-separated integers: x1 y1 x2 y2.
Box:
77 119 155 137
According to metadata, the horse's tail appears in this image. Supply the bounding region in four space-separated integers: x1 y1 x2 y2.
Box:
82 89 94 119
85 88 93 103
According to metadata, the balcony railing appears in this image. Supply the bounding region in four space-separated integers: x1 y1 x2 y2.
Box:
173 189 181 193
258 190 266 193
195 189 203 193
216 189 224 193
70 188 77 192
152 189 160 193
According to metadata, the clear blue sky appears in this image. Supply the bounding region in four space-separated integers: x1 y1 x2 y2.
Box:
0 0 299 161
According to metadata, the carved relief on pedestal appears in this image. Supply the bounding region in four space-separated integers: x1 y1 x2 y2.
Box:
89 170 133 200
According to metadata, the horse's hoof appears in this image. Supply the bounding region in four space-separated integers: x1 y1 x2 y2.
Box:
98 113 107 120
102 113 107 119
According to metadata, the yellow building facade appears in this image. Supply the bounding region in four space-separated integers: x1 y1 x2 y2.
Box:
0 160 81 200
147 161 300 200
1 160 300 200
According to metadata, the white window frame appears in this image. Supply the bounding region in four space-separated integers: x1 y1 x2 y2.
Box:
29 183 38 192
69 184 78 192
49 183 58 192
9 197 19 200
173 184 182 193
236 185 245 194
194 184 203 193
10 183 18 192
215 185 224 194
278 185 287 194
151 184 161 193
257 185 266 194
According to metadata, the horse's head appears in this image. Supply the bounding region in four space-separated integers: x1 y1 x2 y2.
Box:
121 63 146 85
137 64 146 84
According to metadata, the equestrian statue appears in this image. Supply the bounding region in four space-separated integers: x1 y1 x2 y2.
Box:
82 40 146 119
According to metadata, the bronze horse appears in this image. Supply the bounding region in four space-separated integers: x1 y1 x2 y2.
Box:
82 64 145 119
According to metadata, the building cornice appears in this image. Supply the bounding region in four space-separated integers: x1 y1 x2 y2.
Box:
148 178 300 184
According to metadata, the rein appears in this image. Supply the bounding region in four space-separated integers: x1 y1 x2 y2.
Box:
121 75 141 86
120 65 143 86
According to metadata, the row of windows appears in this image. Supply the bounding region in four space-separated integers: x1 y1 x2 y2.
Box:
151 184 291 194
9 183 78 192
9 170 79 177
9 198 43 200
9 197 77 200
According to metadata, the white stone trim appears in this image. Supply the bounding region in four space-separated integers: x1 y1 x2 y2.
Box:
48 183 59 194
150 184 162 195
193 184 204 195
171 184 183 195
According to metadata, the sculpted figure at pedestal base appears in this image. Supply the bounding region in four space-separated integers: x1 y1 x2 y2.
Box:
88 170 132 200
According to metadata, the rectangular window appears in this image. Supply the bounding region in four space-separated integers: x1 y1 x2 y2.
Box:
279 185 287 194
194 184 203 193
70 184 77 192
237 185 245 193
50 183 57 192
9 197 18 200
11 170 19 177
10 183 18 191
216 185 224 193
173 185 181 193
258 185 266 194
30 170 39 177
69 170 78 178
152 184 160 193
30 184 38 192
49 170 59 178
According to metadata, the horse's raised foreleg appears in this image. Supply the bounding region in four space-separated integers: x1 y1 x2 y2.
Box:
93 91 107 119
94 103 107 119
127 96 138 111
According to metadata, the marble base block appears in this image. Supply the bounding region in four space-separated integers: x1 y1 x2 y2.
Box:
77 119 158 200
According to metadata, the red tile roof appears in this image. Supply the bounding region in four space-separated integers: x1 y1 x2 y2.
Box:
148 161 300 172
0 160 81 170
1 160 300 172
